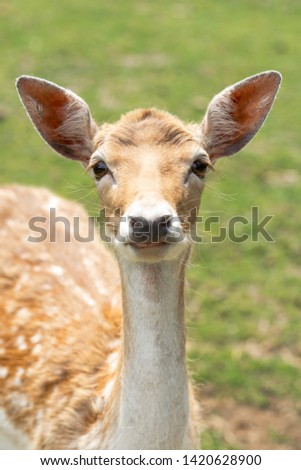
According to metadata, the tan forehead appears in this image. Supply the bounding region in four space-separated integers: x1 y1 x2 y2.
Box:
93 108 203 167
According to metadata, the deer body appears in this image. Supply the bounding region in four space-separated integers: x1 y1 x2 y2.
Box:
0 71 281 449
0 186 122 449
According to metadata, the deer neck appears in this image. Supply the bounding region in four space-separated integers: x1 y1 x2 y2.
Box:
114 252 190 449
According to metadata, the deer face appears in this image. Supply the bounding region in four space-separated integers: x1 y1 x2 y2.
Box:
16 72 281 263
87 109 210 262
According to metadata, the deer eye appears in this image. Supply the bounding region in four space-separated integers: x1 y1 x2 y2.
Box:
93 161 108 179
191 159 209 178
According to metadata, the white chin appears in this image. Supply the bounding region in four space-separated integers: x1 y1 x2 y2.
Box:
113 240 190 263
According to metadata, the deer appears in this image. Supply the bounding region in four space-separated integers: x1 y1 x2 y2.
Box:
0 71 281 449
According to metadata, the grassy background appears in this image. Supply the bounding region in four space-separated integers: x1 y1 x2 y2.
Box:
1 0 300 449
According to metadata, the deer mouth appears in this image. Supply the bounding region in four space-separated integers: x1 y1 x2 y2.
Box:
121 238 190 263
131 241 168 249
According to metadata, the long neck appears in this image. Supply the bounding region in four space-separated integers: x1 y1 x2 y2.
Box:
114 254 190 449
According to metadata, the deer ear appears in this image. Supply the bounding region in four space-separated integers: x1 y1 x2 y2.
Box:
16 76 98 164
201 71 281 159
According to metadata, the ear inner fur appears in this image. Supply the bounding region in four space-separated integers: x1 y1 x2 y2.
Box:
201 71 281 158
16 76 98 162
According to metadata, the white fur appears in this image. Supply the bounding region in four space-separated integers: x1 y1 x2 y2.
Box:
0 367 8 379
0 409 30 449
112 258 189 449
119 199 177 240
15 336 27 351
115 198 189 264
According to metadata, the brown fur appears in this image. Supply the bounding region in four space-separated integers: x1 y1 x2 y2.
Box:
0 185 121 448
98 108 195 148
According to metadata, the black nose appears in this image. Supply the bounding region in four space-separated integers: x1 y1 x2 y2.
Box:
129 215 172 244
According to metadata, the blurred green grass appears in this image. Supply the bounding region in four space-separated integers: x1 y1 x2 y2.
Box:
1 0 300 449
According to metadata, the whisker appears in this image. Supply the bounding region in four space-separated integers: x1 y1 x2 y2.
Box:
204 182 236 202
